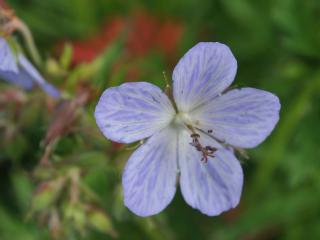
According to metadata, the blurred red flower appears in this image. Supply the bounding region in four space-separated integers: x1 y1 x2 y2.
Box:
0 0 9 8
68 10 184 65
71 17 125 64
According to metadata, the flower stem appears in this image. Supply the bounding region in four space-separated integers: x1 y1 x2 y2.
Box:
14 18 41 65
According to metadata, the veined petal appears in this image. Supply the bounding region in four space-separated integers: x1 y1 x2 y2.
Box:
122 127 178 217
178 130 243 216
192 88 281 148
173 42 237 112
95 82 175 144
0 37 18 73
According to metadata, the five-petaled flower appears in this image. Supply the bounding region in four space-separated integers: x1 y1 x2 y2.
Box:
95 42 280 216
0 37 60 98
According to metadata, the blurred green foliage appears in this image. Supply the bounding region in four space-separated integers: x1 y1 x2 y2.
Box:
1 0 320 239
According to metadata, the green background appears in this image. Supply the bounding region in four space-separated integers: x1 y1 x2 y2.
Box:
1 0 320 239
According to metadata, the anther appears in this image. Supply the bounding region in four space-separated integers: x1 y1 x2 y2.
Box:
188 127 216 163
191 133 200 138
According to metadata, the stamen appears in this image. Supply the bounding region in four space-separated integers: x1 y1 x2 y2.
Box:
196 127 226 145
191 133 200 139
197 127 249 160
187 124 216 163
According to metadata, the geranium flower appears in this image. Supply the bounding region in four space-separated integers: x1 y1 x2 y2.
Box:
94 42 280 216
0 37 60 98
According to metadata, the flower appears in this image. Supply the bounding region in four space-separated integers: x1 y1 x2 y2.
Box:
68 11 183 65
94 42 280 217
0 37 60 98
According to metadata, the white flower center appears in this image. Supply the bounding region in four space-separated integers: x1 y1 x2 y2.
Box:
173 112 193 128
171 112 218 163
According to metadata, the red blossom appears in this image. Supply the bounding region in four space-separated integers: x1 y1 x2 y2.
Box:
71 17 125 64
125 11 158 57
0 0 9 9
61 10 184 65
155 21 184 57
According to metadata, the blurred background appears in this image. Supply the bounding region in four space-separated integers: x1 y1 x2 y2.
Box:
1 0 320 239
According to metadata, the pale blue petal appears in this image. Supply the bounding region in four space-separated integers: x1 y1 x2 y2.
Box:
0 37 18 73
122 127 178 216
192 88 281 148
0 69 34 90
95 82 175 144
0 52 60 98
173 42 237 112
18 55 60 98
0 45 34 89
17 55 45 85
178 130 243 216
39 82 61 98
